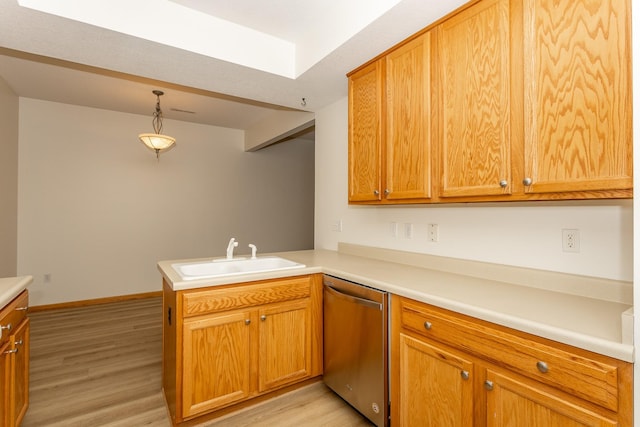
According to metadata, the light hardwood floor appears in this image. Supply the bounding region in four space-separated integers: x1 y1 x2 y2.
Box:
23 297 374 426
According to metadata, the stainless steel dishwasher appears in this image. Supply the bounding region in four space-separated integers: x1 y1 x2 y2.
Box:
323 275 388 427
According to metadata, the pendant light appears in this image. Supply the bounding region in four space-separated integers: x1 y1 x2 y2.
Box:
138 90 176 159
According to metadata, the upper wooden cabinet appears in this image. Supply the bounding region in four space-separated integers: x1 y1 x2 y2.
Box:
348 32 431 204
436 0 513 199
348 0 632 204
522 0 633 196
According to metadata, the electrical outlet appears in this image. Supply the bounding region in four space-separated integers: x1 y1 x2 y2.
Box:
428 224 439 242
331 220 343 232
562 229 580 253
44 273 51 284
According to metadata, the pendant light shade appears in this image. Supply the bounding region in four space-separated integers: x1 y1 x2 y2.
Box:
139 90 176 159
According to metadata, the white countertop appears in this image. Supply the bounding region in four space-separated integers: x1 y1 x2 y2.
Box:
158 245 634 362
0 276 32 308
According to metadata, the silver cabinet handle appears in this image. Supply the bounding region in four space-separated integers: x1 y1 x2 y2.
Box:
384 189 390 196
484 380 494 391
461 370 469 380
536 361 549 373
3 349 17 355
423 321 432 330
523 177 532 186
260 315 267 321
244 319 251 325
1 324 12 332
499 180 508 188
373 189 380 196
15 306 28 311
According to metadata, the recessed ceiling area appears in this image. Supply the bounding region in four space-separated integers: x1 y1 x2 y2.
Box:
0 0 469 130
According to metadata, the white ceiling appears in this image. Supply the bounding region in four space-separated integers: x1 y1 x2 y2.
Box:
0 0 468 131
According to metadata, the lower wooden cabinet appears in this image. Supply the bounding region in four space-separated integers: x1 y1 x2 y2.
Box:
486 369 618 426
0 291 29 427
397 333 474 426
391 295 632 426
163 275 323 425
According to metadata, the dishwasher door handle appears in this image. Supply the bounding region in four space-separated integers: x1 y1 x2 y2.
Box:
325 285 383 310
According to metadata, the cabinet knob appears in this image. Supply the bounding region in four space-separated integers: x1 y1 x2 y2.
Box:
460 370 469 380
260 315 267 321
373 189 380 196
244 319 251 325
384 189 390 196
522 177 533 186
423 321 432 330
484 380 494 391
15 340 23 346
536 361 549 373
499 180 508 188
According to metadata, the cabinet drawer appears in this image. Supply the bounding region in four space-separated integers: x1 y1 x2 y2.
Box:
399 298 620 411
183 276 312 317
0 291 29 346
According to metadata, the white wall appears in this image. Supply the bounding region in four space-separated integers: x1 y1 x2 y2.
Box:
18 99 314 306
0 78 18 277
315 97 632 282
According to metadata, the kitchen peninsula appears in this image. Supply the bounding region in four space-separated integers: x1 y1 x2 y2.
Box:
158 243 633 426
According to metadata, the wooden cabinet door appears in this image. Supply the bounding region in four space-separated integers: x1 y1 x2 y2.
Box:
348 60 383 202
486 369 617 426
385 32 431 201
182 310 252 417
0 340 10 427
10 320 28 427
396 333 474 427
522 0 632 194
437 0 512 198
258 299 311 392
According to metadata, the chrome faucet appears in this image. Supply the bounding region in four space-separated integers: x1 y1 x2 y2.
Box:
226 238 238 260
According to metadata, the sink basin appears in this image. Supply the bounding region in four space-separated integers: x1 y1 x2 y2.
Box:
172 256 306 281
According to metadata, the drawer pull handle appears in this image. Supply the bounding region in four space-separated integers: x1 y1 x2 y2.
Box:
423 321 432 330
15 306 28 311
15 340 23 346
1 324 12 332
3 349 17 355
460 370 469 380
484 380 494 391
245 319 251 325
536 361 549 373
260 315 267 321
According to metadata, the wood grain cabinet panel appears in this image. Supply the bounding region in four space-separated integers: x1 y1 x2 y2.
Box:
395 333 474 427
348 60 383 202
437 0 513 198
258 299 312 392
182 310 253 417
348 32 431 204
0 291 29 427
523 0 632 195
486 369 617 427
